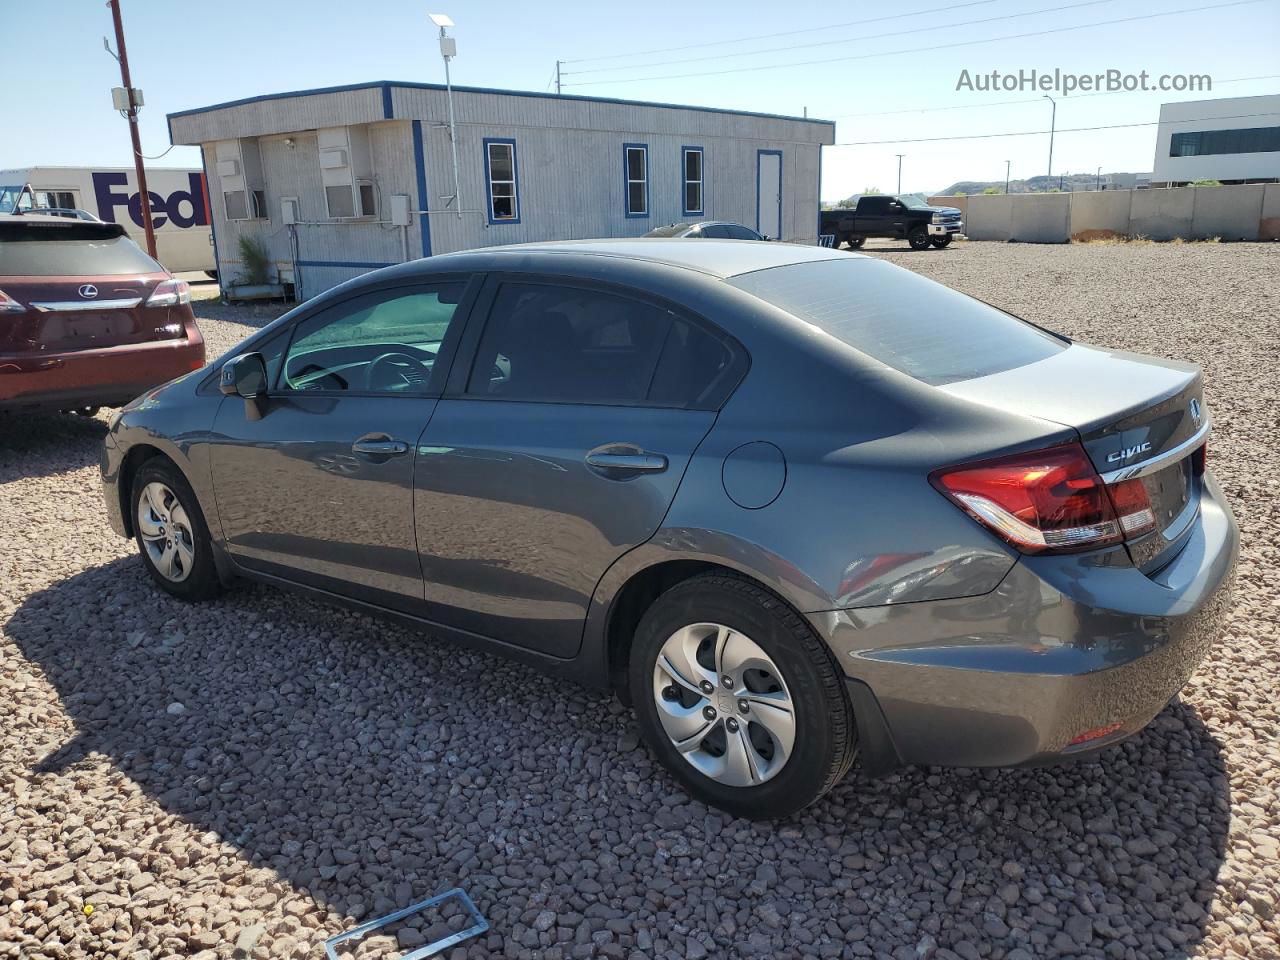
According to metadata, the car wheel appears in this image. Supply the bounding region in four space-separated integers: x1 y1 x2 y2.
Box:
907 226 931 250
131 458 221 601
629 573 857 819
930 235 953 248
847 235 866 249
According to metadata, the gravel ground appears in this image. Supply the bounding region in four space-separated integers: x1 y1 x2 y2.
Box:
2 241 1278 960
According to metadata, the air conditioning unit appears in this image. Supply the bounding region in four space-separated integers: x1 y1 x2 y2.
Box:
318 125 375 219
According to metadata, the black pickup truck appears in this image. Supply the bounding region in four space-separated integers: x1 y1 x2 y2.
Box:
820 194 963 250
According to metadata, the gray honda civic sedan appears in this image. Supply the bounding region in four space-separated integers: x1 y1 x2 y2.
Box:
101 240 1237 818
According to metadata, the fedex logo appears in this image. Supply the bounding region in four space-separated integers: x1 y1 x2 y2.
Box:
93 172 208 230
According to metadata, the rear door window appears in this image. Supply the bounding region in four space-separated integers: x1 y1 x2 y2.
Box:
468 282 671 403
730 258 1066 386
721 225 761 240
857 197 890 215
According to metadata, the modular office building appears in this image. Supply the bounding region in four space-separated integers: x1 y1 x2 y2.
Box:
167 81 835 297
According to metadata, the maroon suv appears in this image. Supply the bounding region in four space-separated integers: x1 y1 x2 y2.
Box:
1 214 205 413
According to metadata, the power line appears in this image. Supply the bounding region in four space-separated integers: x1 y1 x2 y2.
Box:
564 0 1117 77
830 111 1280 146
561 0 1274 87
561 0 995 65
826 73 1280 121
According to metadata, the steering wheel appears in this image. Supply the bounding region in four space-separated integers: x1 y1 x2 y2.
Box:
365 351 428 391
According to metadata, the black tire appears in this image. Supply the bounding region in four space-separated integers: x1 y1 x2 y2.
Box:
907 226 931 250
847 235 866 249
930 235 953 248
131 457 222 601
629 573 857 819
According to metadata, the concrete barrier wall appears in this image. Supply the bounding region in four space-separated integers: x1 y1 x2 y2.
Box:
966 194 1013 241
1130 189 1195 240
1191 184 1265 241
1010 193 1070 243
929 184 1275 242
1069 191 1133 237
1263 184 1280 241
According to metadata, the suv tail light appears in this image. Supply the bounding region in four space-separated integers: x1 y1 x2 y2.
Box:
930 443 1155 554
0 288 25 313
145 279 191 307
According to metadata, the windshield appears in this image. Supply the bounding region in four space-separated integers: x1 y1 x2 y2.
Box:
729 258 1066 386
644 223 693 237
898 193 930 207
0 184 28 214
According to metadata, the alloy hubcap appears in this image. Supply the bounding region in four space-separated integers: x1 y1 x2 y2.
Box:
136 482 195 583
652 622 795 787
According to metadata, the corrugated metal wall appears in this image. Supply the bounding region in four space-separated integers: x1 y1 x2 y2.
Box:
173 84 832 297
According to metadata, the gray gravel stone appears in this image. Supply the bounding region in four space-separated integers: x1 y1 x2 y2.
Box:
1 242 1277 960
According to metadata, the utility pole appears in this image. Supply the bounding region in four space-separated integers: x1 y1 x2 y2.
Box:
1043 94 1056 187
555 60 562 95
1096 165 1102 191
1004 160 1011 194
895 154 904 194
106 0 156 258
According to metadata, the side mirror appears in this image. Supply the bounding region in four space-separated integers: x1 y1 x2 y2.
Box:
219 353 267 399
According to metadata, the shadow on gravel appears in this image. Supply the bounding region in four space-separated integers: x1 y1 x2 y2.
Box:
0 412 106 481
10 557 1230 958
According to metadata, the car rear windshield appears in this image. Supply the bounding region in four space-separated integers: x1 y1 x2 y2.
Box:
729 258 1066 385
0 222 163 276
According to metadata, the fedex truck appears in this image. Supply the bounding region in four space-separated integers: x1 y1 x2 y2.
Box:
0 166 214 275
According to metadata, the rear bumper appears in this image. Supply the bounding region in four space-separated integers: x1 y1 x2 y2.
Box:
821 471 1237 771
0 334 205 412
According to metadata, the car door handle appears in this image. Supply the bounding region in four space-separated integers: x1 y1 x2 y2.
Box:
585 451 668 472
352 437 409 456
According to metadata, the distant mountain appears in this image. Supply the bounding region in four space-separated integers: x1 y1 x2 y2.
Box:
935 172 1145 196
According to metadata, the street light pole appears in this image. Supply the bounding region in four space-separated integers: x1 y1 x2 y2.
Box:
1096 165 1102 191
895 154 904 194
429 13 463 221
1043 94 1056 187
1004 160 1011 194
106 0 156 258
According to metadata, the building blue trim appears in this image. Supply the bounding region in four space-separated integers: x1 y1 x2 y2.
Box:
296 259 396 269
412 120 432 258
198 146 222 295
165 80 835 132
381 83 394 119
482 137 521 226
756 149 784 239
681 145 704 218
816 145 823 241
623 143 649 219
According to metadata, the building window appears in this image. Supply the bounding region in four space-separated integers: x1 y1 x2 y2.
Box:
1170 125 1280 157
624 143 648 218
224 190 249 220
682 147 704 216
484 138 520 224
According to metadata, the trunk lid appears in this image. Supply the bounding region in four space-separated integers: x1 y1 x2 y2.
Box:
0 273 173 354
940 343 1208 569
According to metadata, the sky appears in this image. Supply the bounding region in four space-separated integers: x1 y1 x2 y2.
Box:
4 0 1277 199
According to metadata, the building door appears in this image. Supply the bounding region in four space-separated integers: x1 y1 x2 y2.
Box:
757 150 783 240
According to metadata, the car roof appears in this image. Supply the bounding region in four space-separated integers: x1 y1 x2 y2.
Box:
430 238 860 279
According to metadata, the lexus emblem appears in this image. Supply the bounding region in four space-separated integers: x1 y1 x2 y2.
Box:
1189 397 1202 428
78 284 98 299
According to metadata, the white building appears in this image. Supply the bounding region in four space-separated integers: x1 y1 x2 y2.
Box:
166 82 834 298
1152 94 1280 186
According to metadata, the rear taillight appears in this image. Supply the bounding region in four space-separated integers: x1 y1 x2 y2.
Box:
145 279 191 307
1193 441 1207 476
930 442 1155 554
0 288 24 313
